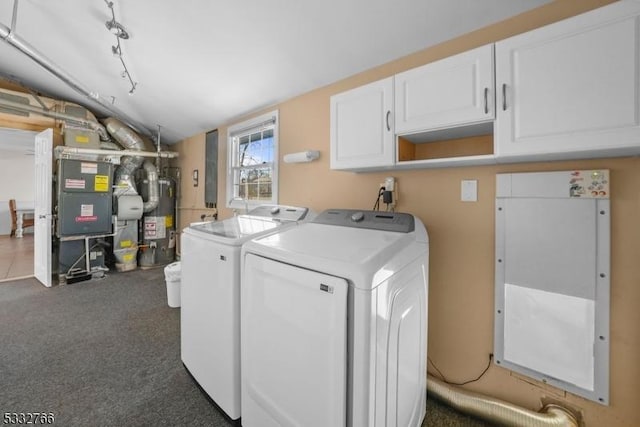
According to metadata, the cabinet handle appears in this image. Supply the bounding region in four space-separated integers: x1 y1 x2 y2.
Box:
484 87 489 114
502 83 507 111
386 110 391 131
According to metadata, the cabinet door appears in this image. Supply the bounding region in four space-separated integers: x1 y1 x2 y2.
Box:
395 44 494 135
496 2 640 160
330 77 394 170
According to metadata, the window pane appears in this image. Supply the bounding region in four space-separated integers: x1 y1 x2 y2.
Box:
235 166 272 201
227 111 277 207
255 167 272 201
238 129 275 167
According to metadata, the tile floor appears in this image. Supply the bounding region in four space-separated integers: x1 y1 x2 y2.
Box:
0 234 34 281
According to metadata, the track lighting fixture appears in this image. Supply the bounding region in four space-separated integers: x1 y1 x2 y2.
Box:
104 0 137 95
105 19 130 39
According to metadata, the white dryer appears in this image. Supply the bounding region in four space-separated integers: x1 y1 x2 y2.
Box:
240 209 429 427
180 205 310 421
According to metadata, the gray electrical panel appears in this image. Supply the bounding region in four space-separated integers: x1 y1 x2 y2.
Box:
57 159 113 236
205 129 218 208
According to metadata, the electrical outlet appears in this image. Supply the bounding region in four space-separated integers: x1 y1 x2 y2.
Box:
377 177 398 209
384 177 395 192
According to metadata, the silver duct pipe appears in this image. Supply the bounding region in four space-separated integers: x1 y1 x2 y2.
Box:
0 95 110 141
104 117 146 151
104 117 160 212
142 159 159 213
57 146 179 159
0 19 153 140
105 117 144 195
113 155 144 194
427 375 579 427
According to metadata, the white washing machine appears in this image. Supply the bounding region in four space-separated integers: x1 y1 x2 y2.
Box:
240 209 429 427
180 205 310 421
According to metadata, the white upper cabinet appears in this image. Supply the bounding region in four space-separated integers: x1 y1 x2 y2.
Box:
395 44 495 135
495 2 640 161
330 77 394 170
330 2 640 172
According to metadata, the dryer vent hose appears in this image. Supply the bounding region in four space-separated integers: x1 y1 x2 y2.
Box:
427 375 579 427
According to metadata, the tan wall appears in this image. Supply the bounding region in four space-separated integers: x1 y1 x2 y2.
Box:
174 1 640 425
171 133 218 253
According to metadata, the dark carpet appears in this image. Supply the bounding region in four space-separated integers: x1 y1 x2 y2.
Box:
0 269 491 426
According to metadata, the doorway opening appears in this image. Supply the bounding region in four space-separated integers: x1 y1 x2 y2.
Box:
0 127 37 282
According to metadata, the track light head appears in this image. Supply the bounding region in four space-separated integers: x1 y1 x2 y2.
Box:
105 19 129 39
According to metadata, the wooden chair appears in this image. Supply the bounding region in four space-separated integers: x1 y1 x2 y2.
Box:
9 199 34 238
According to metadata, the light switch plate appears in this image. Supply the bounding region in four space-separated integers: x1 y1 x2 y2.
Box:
461 179 478 202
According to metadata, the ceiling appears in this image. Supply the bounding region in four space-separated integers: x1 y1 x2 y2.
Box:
0 0 552 145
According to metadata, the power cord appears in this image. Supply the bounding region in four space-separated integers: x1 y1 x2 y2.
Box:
372 186 385 210
428 353 493 386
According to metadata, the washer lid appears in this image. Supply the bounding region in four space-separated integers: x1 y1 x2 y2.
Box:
252 222 411 263
189 215 282 240
244 218 428 290
247 204 310 221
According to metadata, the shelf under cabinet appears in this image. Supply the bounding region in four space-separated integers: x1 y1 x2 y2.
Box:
396 121 495 169
394 153 497 170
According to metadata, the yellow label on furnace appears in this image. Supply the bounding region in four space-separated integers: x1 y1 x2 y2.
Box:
165 215 173 228
94 175 109 192
123 253 134 262
76 135 89 143
120 240 132 248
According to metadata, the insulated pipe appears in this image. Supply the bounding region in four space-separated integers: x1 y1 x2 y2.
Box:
427 375 579 427
0 95 110 141
0 20 153 139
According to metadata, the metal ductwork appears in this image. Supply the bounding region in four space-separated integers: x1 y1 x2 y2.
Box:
104 117 146 151
104 117 159 212
0 88 111 141
141 159 159 213
113 154 144 194
105 117 144 195
427 375 579 427
0 9 153 140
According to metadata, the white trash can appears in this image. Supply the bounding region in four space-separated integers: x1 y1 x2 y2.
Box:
164 261 181 308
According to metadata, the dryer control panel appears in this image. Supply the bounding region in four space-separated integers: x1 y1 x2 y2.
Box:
313 209 414 232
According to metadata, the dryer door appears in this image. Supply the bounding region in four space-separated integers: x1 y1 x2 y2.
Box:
241 254 348 427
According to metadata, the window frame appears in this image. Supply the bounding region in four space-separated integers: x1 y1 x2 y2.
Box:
226 110 279 210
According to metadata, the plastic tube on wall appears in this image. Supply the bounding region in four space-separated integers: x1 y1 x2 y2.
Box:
283 150 320 163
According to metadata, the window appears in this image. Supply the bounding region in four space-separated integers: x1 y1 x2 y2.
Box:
227 110 278 209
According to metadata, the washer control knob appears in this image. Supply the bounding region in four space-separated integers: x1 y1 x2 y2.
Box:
351 211 365 222
270 206 280 215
